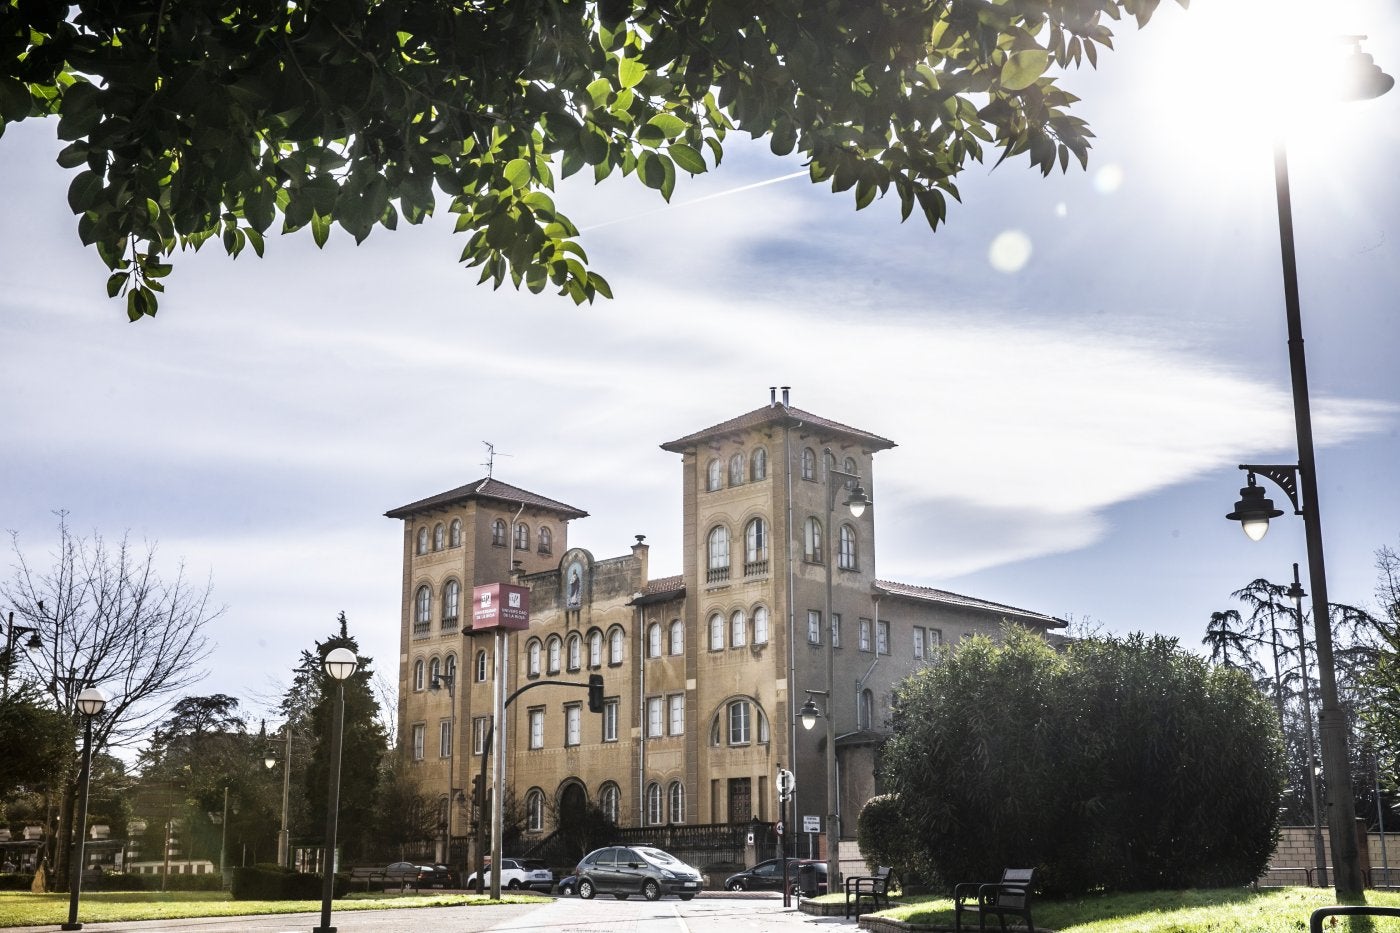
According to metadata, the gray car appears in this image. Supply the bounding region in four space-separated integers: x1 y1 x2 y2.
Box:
574 845 703 901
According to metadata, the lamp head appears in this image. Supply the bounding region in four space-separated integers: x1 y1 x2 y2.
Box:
799 698 821 731
1226 474 1282 541
323 647 358 681
846 485 869 518
76 686 107 717
264 751 277 770
25 631 43 651
1338 38 1394 101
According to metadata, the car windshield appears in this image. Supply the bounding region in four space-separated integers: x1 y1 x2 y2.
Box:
636 847 680 867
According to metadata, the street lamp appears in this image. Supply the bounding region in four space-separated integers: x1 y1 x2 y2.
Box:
1223 37 1391 898
810 452 871 893
62 685 106 931
1285 564 1328 890
263 723 294 868
429 670 458 865
313 647 357 933
2 610 43 700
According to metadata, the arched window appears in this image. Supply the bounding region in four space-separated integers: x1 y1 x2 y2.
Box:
647 622 662 659
804 517 823 563
491 519 507 546
416 527 429 555
728 453 744 486
413 659 425 691
646 782 663 825
433 523 445 551
609 627 624 664
566 633 582 671
538 526 552 554
668 781 686 824
600 783 620 824
708 613 724 651
589 631 603 667
753 606 770 645
475 650 488 682
442 580 460 626
801 447 817 481
429 656 441 685
515 522 530 550
707 525 729 580
750 447 767 481
669 619 684 655
838 524 858 570
706 458 723 492
444 654 457 683
449 519 462 547
527 639 542 677
860 688 875 730
546 636 562 674
843 456 859 488
744 517 767 568
730 610 746 648
415 585 432 628
526 789 545 832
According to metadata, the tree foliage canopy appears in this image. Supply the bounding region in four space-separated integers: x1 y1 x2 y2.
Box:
1 0 1178 319
878 628 1285 895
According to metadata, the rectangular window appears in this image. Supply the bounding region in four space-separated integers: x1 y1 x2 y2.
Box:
528 708 544 750
603 698 619 742
439 720 452 758
412 723 425 761
877 620 890 655
859 617 872 652
669 694 685 735
831 612 842 648
807 610 822 645
472 716 488 755
728 702 750 745
565 704 581 747
929 628 943 648
913 627 926 660
647 696 663 739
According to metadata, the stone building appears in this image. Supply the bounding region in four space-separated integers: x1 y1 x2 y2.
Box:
386 391 1064 865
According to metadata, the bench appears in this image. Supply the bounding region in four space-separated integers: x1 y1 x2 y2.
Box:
953 867 1036 932
844 866 895 918
349 867 389 891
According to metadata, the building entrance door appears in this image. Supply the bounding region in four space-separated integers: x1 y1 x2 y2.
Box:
727 778 752 823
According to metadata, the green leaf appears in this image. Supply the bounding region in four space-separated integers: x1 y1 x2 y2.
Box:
668 143 706 175
1000 50 1050 91
66 170 103 214
57 81 102 141
106 272 126 299
638 151 666 191
0 76 30 123
503 158 533 188
56 141 90 169
645 113 687 140
618 57 647 90
311 212 331 248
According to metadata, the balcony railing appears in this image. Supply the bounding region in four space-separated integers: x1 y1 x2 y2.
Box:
441 615 458 633
743 559 769 577
412 620 431 637
706 567 730 584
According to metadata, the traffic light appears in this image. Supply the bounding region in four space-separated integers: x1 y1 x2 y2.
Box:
588 674 604 713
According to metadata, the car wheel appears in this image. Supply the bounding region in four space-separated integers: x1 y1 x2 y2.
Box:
679 893 696 901
561 884 574 896
727 880 745 891
578 878 596 900
642 879 661 902
508 879 521 890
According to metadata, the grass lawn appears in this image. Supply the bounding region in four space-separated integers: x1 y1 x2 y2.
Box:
0 889 548 927
818 886 1400 932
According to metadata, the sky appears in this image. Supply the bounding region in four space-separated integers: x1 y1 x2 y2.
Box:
3 0 1399 736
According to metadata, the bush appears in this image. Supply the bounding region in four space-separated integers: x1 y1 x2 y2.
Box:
879 629 1285 896
0 873 35 891
856 794 931 886
232 865 350 900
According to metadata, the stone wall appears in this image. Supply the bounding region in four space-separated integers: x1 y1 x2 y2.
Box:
1263 825 1400 887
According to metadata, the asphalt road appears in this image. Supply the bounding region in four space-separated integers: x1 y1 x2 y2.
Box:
7 891 853 933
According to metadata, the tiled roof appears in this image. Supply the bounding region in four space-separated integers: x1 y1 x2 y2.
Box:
633 575 685 605
385 477 588 520
874 580 1067 628
660 404 896 453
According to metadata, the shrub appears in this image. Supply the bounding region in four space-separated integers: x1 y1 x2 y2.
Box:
879 628 1285 896
856 794 931 886
0 873 35 891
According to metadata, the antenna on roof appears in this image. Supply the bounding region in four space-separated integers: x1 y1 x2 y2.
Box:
482 441 512 478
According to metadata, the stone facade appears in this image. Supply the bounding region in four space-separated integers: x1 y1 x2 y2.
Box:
386 394 1066 858
1263 823 1400 887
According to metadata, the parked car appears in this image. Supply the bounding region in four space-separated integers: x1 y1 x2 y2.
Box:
383 862 455 890
431 863 461 888
555 874 578 896
464 857 555 892
723 858 827 893
574 845 703 901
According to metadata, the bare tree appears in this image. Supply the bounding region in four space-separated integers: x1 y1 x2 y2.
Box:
2 513 219 880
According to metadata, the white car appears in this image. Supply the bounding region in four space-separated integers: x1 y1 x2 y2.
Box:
465 857 554 892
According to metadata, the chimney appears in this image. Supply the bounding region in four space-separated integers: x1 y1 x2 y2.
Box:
632 535 649 581
770 386 777 405
781 386 790 406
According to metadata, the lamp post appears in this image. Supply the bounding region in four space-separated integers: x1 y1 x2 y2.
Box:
313 647 358 933
1223 38 1392 898
1285 564 1328 889
62 685 106 931
804 454 869 893
263 726 293 868
2 611 43 700
429 669 457 865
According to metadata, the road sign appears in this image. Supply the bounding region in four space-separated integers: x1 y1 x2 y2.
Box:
803 815 821 834
777 768 795 800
